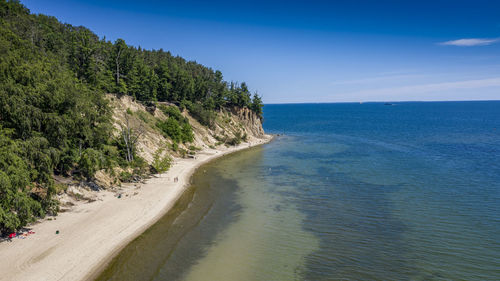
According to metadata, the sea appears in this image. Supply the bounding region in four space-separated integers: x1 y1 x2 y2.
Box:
97 101 500 281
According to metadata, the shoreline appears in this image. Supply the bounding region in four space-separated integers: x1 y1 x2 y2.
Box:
0 135 273 281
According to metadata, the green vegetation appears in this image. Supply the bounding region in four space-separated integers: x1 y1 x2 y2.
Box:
227 131 247 146
0 128 46 232
134 110 157 128
0 0 263 234
78 149 103 180
156 105 194 143
151 147 172 174
185 101 217 128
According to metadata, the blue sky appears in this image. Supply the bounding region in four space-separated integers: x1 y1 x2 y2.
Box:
22 0 500 103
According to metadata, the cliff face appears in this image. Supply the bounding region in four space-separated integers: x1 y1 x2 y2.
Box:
92 94 266 187
186 106 265 150
57 94 267 211
230 107 265 138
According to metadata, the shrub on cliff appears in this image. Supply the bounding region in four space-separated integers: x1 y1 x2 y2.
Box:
78 148 102 180
186 102 216 128
0 129 45 233
151 147 172 174
157 105 194 143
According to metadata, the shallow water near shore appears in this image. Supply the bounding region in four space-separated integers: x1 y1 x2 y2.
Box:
98 101 500 280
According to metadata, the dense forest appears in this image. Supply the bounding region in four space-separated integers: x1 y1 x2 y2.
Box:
0 0 263 234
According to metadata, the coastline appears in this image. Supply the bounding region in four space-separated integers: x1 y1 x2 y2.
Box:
0 135 273 281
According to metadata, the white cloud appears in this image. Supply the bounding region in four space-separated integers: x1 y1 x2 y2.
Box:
440 38 499 47
346 77 500 99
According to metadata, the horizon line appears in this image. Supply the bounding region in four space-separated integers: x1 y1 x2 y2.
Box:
264 99 500 105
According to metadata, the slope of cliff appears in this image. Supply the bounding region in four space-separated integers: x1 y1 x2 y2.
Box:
88 94 267 188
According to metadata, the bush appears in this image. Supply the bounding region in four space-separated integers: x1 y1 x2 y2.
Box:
157 119 193 144
189 145 200 151
159 105 184 120
157 118 182 143
100 145 120 170
0 207 20 234
131 156 149 177
78 148 102 180
226 131 244 146
157 105 194 143
151 148 172 174
54 183 68 195
0 131 49 233
187 102 215 128
119 171 133 182
171 142 179 152
135 110 156 127
227 137 241 146
181 122 194 143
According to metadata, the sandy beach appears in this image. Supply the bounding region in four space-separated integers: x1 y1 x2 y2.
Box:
0 135 272 281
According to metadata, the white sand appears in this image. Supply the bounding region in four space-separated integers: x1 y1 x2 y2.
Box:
0 135 272 281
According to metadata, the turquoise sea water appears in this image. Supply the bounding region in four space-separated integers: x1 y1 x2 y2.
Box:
98 101 500 280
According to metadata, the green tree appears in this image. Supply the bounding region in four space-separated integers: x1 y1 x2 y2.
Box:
111 38 129 93
250 94 264 119
78 148 102 180
157 118 182 143
151 147 172 173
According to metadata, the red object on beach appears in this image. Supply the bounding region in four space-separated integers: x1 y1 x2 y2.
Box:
8 232 16 238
